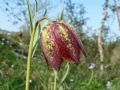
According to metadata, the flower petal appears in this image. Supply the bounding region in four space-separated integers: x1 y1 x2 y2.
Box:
57 21 87 57
40 27 62 70
52 24 80 63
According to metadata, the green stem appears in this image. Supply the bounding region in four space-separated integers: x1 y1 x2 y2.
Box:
87 70 94 86
60 63 69 84
36 16 52 25
81 70 94 90
58 63 69 90
25 16 52 90
53 70 57 90
26 0 33 33
25 29 36 90
25 1 34 89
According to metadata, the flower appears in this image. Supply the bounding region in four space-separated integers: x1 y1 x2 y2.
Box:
70 79 74 82
6 40 9 44
2 38 5 41
106 81 112 89
40 21 86 70
11 64 14 68
88 63 96 70
29 80 32 83
1 42 4 45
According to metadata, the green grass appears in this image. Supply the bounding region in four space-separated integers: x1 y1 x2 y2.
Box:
0 35 120 90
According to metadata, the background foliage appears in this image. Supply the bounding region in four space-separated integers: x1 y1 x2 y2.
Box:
0 0 120 90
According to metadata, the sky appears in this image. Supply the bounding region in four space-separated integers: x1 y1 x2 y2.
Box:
0 0 120 38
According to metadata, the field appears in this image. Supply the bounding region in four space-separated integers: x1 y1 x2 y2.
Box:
0 30 120 90
0 0 120 90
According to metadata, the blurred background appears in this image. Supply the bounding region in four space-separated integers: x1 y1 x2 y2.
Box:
0 0 120 90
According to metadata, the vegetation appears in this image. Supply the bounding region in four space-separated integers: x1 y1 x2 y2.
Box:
0 0 120 90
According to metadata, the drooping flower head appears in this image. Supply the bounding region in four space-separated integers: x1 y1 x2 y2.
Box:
40 21 86 70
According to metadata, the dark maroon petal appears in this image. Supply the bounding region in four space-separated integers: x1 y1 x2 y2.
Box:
57 21 87 57
62 24 81 62
40 26 62 70
60 26 80 63
40 20 86 70
52 24 79 63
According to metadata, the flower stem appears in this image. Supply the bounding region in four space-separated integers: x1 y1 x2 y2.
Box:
60 63 69 84
25 16 51 90
58 63 69 90
87 70 94 86
53 70 57 90
25 29 36 90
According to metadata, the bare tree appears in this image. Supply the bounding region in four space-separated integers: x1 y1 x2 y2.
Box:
0 0 49 26
114 0 120 30
98 0 109 75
